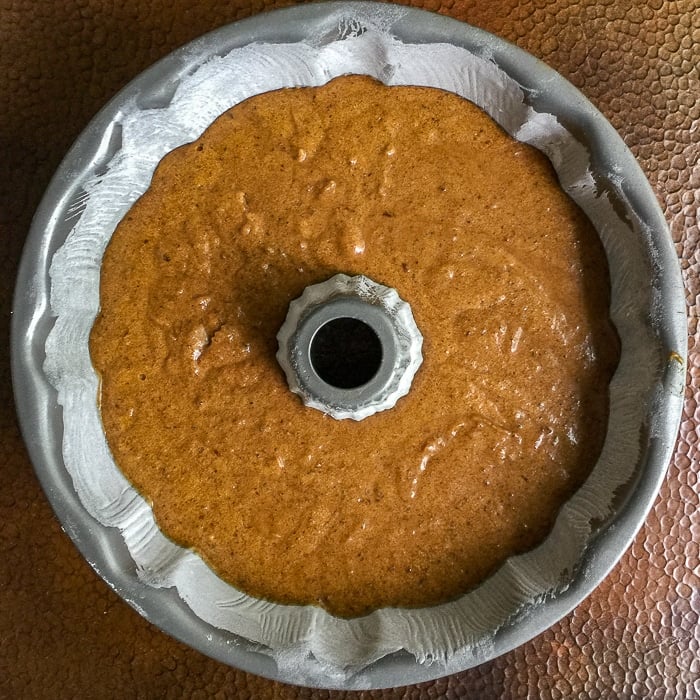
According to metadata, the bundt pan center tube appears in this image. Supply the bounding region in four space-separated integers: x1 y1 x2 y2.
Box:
277 274 423 420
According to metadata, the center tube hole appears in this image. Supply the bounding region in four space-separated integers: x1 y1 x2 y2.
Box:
310 317 383 389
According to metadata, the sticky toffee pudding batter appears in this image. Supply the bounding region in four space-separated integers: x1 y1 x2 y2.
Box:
90 76 619 618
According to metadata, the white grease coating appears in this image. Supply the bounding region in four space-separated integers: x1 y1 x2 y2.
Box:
45 9 659 689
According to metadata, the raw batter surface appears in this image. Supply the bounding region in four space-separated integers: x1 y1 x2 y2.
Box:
90 75 619 617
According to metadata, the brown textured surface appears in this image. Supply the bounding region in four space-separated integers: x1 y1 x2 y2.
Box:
1 0 698 697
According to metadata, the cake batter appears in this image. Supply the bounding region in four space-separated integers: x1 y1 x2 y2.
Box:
90 76 619 617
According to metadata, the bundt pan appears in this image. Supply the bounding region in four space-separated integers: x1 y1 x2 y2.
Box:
11 2 686 690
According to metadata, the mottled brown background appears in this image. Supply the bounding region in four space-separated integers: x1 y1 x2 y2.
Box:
1 0 698 698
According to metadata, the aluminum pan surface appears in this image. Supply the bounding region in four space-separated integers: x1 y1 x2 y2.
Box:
11 2 686 690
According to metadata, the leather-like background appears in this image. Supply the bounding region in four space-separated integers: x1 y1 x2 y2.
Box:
1 1 698 697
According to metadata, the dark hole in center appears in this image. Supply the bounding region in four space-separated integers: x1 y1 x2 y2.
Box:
310 317 383 389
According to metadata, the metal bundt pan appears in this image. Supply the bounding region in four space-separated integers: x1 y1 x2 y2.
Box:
11 2 686 689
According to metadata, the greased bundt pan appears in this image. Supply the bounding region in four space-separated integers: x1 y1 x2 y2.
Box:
10 1 689 692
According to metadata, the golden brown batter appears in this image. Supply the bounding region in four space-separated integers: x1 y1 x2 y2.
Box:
90 76 619 618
